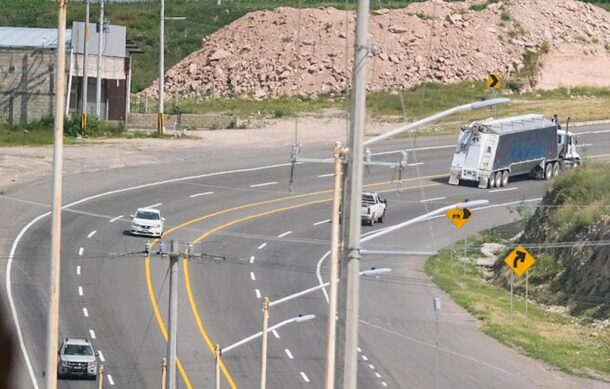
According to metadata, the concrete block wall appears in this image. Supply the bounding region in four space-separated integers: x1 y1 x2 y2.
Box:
0 49 57 124
127 113 236 130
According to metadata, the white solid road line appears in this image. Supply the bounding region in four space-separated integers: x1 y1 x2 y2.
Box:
318 173 334 178
373 144 454 156
89 329 96 339
489 187 518 193
250 256 255 264
300 372 310 383
107 375 115 386
7 161 294 389
407 162 425 166
420 197 446 203
87 230 96 238
98 351 105 362
146 202 163 209
109 215 123 223
257 242 267 250
250 181 278 188
255 289 261 299
277 231 292 238
83 308 89 317
78 286 83 296
250 272 256 281
76 265 81 275
78 247 84 256
189 191 214 198
314 219 331 226
272 329 280 339
285 349 294 359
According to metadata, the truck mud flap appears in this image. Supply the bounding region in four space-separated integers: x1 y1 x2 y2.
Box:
478 176 489 189
448 172 460 185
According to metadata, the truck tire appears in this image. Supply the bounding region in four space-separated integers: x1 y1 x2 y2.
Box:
494 172 503 188
379 211 385 223
502 170 509 187
552 162 560 177
544 163 553 180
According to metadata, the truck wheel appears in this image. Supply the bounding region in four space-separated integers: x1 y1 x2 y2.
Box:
544 163 553 180
502 171 509 187
379 211 385 223
552 162 560 177
494 172 503 188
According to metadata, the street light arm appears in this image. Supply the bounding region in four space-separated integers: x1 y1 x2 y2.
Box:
363 98 511 146
269 268 391 307
222 315 316 353
362 200 489 243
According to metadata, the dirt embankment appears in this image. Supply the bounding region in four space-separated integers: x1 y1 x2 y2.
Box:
140 0 610 100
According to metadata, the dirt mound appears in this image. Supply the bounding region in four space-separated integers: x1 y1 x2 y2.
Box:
140 0 610 100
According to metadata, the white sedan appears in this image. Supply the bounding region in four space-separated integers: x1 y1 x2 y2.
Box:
130 208 164 237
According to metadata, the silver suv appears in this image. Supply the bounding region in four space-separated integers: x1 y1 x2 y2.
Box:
57 338 98 380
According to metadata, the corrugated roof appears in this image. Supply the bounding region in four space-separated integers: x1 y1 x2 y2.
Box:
0 27 72 49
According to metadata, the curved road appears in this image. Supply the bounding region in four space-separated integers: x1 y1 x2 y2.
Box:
3 124 610 388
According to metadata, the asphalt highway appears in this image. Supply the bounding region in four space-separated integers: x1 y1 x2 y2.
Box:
3 124 610 389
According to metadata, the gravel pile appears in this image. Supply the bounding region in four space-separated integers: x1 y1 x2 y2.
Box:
140 0 610 100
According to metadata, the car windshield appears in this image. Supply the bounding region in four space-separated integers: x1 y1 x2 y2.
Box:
135 211 160 220
63 344 93 356
362 194 376 204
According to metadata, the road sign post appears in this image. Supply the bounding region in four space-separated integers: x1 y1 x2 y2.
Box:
504 245 536 323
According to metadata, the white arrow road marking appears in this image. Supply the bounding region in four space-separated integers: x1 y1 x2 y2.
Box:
87 230 96 238
250 181 277 188
300 372 310 383
189 191 214 198
109 215 123 223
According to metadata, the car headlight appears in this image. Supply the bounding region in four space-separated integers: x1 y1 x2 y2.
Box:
154 224 162 229
60 360 70 367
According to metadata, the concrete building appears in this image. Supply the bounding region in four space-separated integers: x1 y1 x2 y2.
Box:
0 23 140 125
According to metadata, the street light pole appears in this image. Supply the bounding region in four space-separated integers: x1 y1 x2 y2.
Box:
95 0 104 118
45 1 67 388
81 0 90 132
337 0 370 387
166 240 178 389
158 0 165 135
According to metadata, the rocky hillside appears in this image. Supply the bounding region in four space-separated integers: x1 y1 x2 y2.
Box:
517 164 610 320
141 0 610 100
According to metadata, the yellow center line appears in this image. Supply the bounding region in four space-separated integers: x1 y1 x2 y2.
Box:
145 174 445 387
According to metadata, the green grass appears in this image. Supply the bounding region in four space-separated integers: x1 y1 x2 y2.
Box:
469 0 501 12
426 245 610 380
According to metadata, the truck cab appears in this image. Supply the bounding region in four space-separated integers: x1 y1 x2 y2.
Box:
557 129 581 167
361 192 387 226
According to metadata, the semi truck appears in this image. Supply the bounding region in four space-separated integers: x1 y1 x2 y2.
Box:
448 114 580 189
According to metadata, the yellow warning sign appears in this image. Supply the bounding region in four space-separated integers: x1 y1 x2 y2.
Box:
445 207 473 229
504 245 536 277
487 73 501 89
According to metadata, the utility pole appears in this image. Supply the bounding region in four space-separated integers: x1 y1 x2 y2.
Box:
166 240 178 389
260 297 270 389
324 142 344 389
336 0 370 387
158 0 165 135
95 0 104 118
46 0 67 387
81 0 90 132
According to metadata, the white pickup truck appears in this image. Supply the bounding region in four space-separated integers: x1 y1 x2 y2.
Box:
361 192 387 226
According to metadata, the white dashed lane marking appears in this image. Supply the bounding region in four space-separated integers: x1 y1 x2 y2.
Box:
357 347 362 353
146 203 163 209
255 289 261 299
362 355 368 361
382 381 388 387
284 349 294 359
109 215 123 223
489 187 518 193
314 219 330 226
189 191 214 198
250 256 255 264
368 364 375 370
250 272 256 281
82 308 89 317
317 173 334 178
76 266 81 275
98 351 105 362
89 329 96 339
257 243 267 250
78 247 84 256
78 286 83 296
107 374 115 385
249 181 278 188
272 329 280 339
375 372 381 378
300 372 310 383
420 197 446 203
87 230 96 238
277 231 292 238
